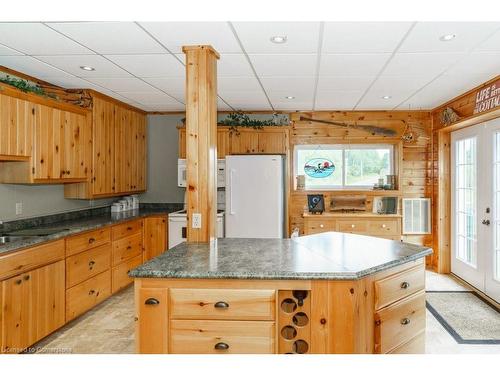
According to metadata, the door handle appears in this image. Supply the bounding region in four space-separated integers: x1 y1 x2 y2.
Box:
229 169 235 215
482 219 491 226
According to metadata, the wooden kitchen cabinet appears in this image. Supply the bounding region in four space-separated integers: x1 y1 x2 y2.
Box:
1 260 65 353
143 216 167 261
230 130 259 154
0 89 91 184
0 92 34 161
65 92 147 199
257 131 287 154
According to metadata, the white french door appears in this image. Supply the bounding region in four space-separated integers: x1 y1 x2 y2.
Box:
451 118 500 302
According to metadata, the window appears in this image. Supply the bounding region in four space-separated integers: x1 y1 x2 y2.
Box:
294 144 394 190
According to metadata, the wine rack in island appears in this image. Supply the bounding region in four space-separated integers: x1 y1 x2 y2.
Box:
278 290 311 354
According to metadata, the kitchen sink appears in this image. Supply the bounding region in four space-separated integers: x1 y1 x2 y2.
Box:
0 235 39 245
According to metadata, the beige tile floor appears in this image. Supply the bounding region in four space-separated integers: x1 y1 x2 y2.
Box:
34 272 500 354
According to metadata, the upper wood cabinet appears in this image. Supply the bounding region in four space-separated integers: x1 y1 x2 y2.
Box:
178 126 289 158
0 89 91 184
65 93 146 199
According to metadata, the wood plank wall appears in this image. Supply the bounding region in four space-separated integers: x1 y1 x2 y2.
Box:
430 74 500 272
289 111 433 251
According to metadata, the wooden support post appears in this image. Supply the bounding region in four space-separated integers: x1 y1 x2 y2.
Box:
183 45 219 243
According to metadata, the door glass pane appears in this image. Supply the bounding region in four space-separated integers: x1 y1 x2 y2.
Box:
455 136 477 267
493 132 500 280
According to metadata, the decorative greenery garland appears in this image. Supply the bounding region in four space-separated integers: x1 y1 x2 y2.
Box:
0 75 57 99
218 111 289 133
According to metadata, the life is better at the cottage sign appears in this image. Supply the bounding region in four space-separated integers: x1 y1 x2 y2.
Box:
473 79 500 114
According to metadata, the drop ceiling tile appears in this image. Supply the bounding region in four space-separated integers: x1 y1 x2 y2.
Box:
216 91 268 102
226 101 273 111
117 91 180 105
139 22 241 54
36 55 131 78
142 77 185 98
0 55 73 78
317 76 374 91
217 98 233 111
0 22 93 55
260 76 315 93
144 103 185 111
323 22 413 53
320 54 390 76
218 76 262 92
215 54 254 76
273 101 313 111
267 90 314 103
475 28 500 51
48 22 165 54
232 22 321 54
85 77 159 92
399 22 500 53
249 54 317 76
357 93 411 110
369 76 431 96
104 54 184 77
382 52 464 77
395 81 461 109
314 90 363 110
0 43 23 56
444 52 500 78
41 76 97 89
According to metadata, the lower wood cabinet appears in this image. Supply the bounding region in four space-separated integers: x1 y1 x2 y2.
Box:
112 254 142 293
66 270 111 321
170 320 275 354
144 216 167 261
1 260 65 353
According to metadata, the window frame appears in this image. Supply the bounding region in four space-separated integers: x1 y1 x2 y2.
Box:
294 143 396 191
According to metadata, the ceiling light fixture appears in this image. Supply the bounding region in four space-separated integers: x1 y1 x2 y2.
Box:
80 65 95 71
270 35 287 44
382 95 392 99
439 34 456 42
285 96 295 100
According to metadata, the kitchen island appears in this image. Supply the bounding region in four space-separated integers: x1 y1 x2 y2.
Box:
130 232 432 354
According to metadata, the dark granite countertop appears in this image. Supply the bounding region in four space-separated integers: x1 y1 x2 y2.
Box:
129 232 432 280
0 208 170 256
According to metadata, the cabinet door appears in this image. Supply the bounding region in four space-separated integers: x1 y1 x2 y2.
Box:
32 104 63 180
61 111 90 180
92 97 115 195
230 131 259 154
1 260 65 353
217 128 229 158
0 94 34 159
258 131 286 154
144 216 167 261
178 128 186 158
114 105 133 193
131 111 146 192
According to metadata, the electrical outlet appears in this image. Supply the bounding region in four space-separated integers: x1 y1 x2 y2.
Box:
15 202 23 215
192 213 202 229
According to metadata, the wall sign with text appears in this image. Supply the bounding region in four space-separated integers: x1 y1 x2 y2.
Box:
473 79 500 114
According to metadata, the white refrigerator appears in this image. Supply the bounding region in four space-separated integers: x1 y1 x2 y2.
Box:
225 155 285 238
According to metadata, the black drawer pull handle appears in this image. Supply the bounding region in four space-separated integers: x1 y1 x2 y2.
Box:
89 289 96 295
15 279 22 285
401 318 411 325
400 281 410 289
88 237 96 244
89 260 96 269
145 298 160 305
214 342 229 350
214 301 229 309
24 275 30 281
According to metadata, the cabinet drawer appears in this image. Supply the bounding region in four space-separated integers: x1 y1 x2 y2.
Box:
170 288 275 320
66 270 111 321
112 254 143 293
368 219 400 236
336 220 368 233
0 240 65 281
170 320 275 354
388 332 425 354
305 220 333 235
66 228 111 257
375 264 425 310
112 219 143 241
112 232 143 266
374 290 426 354
66 243 111 289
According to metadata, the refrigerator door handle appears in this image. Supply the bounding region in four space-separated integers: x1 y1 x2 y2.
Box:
229 168 235 215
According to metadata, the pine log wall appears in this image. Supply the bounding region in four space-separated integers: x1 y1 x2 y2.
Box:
288 111 433 256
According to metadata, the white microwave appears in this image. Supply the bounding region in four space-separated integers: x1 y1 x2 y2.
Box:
178 159 225 188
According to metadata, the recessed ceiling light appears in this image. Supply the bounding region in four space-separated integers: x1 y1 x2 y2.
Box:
80 65 95 71
270 35 287 44
382 95 392 99
439 34 456 42
285 96 295 100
